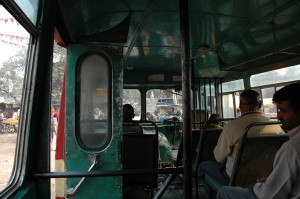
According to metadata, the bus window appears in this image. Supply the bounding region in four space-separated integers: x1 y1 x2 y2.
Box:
123 89 141 120
14 0 39 25
222 79 244 93
0 6 29 191
146 89 182 122
222 94 234 118
76 53 111 152
222 91 242 119
250 64 300 87
261 87 276 118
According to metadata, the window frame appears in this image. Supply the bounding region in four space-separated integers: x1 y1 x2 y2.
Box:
75 51 112 153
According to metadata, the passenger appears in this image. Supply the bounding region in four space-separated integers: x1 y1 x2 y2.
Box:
196 113 222 153
50 107 58 151
123 104 142 133
205 113 222 128
198 89 283 185
146 112 157 122
217 83 300 199
123 104 135 122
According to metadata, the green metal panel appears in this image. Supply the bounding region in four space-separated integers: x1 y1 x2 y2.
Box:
66 44 123 198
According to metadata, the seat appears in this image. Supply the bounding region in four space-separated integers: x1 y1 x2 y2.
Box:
193 127 223 197
123 122 143 134
152 135 183 199
123 133 158 198
204 122 289 195
195 128 223 164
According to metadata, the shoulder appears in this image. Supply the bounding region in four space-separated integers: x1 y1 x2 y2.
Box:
287 135 300 154
226 117 242 127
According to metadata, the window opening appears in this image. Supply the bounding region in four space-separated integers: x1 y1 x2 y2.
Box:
0 6 29 192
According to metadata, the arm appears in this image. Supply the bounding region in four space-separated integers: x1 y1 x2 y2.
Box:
253 144 297 199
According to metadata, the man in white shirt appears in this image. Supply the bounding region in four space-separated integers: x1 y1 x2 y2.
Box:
198 89 283 185
217 82 300 199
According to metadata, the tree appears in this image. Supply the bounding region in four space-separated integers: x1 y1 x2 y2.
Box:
0 42 66 106
0 49 26 104
52 42 66 102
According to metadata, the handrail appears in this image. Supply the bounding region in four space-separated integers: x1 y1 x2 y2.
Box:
33 167 183 178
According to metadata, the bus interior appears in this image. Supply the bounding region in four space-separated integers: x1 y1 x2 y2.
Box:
0 0 300 199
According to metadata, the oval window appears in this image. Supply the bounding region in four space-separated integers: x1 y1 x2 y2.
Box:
76 53 111 152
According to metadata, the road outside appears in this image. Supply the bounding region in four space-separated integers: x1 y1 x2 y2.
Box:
0 133 55 198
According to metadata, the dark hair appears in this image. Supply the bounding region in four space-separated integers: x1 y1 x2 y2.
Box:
240 89 262 108
209 114 221 120
273 83 300 112
123 104 135 121
208 114 221 125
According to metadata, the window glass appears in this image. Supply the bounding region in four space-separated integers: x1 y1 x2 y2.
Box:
222 94 234 118
222 92 241 118
77 54 111 152
205 83 216 113
123 89 141 120
250 65 300 87
0 6 29 191
261 87 276 118
146 89 182 122
222 79 244 93
14 0 39 25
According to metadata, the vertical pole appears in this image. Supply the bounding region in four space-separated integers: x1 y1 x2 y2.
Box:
192 61 196 129
203 79 207 120
209 79 212 115
179 0 192 198
198 80 202 122
220 79 223 117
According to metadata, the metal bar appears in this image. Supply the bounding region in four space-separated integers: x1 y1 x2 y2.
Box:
215 79 218 114
220 79 224 117
203 79 207 120
192 61 196 129
2 0 39 36
209 79 212 115
123 0 156 63
33 167 184 178
153 173 178 199
198 80 202 122
179 0 192 198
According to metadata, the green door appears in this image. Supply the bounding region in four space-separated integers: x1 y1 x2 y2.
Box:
65 44 123 198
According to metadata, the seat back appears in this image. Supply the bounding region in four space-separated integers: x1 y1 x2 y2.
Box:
230 134 289 188
123 123 143 134
196 128 223 164
123 133 158 188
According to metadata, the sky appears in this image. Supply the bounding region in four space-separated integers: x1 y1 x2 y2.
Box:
0 6 29 66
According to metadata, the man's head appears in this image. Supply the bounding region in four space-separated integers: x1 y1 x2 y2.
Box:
273 83 300 130
123 104 135 122
239 89 261 113
208 113 221 125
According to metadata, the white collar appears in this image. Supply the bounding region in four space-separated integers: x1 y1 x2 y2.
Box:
287 125 300 139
